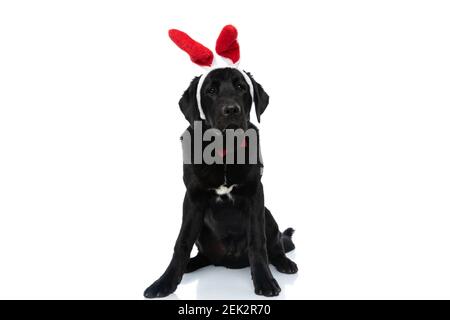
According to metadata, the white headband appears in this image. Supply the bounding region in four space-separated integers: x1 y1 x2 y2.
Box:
195 66 254 120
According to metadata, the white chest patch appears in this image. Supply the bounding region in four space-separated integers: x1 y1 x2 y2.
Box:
215 184 237 195
213 184 237 202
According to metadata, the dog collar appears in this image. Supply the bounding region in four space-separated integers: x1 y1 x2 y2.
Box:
169 25 254 120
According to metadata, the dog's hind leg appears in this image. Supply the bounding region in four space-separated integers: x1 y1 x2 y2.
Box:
265 208 298 274
185 252 211 273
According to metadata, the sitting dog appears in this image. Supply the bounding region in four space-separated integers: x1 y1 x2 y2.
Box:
144 26 297 298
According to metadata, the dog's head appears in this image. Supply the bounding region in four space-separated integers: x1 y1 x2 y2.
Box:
179 68 269 130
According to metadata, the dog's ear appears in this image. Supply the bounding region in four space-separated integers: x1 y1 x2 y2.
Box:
247 72 269 123
179 76 201 125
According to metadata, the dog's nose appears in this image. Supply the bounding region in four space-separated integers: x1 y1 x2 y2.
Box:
222 104 241 116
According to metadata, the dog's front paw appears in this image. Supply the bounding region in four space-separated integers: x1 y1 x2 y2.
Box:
144 277 178 298
253 272 281 297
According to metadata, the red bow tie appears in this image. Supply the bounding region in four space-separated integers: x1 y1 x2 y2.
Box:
218 138 248 158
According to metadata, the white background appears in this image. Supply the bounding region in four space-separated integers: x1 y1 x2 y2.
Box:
1 0 450 300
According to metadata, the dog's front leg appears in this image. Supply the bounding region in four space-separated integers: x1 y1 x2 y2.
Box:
144 192 204 298
247 184 281 297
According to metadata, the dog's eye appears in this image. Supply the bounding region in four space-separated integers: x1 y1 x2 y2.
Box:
236 83 246 91
206 87 217 95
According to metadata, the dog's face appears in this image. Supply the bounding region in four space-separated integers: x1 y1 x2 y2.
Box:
201 68 251 130
179 68 269 129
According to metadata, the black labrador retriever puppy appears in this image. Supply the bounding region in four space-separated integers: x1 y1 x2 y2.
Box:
144 68 297 298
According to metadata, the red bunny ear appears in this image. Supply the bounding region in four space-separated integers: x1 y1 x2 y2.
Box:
168 29 214 67
215 25 240 64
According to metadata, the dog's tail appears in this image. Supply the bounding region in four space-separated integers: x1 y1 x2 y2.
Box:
282 228 296 253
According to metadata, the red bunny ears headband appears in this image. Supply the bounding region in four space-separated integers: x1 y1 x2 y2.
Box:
168 25 254 120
